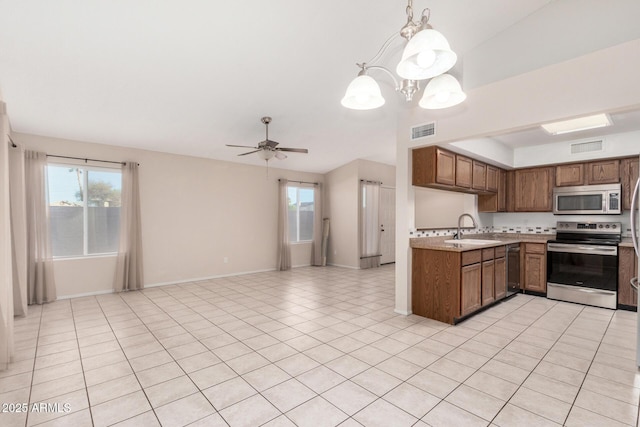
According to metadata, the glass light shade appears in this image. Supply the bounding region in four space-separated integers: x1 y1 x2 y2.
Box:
260 149 275 160
419 74 466 109
340 75 385 110
396 29 457 80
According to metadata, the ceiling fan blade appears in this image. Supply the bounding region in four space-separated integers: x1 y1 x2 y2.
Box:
277 147 308 153
264 139 280 148
238 149 261 156
275 152 287 160
226 144 258 148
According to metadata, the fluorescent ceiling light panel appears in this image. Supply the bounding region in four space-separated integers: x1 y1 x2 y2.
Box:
541 113 611 135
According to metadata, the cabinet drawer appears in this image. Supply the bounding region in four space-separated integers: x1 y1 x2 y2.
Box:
525 243 546 254
462 250 481 266
494 246 506 258
482 248 495 261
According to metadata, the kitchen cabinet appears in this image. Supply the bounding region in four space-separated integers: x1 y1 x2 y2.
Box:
486 165 499 192
514 167 555 212
555 163 584 187
478 169 508 213
472 161 487 191
618 246 638 310
456 155 473 188
412 146 498 194
586 159 620 184
494 255 507 300
481 248 495 306
412 245 509 324
522 243 546 294
622 157 640 211
461 263 482 316
413 146 456 187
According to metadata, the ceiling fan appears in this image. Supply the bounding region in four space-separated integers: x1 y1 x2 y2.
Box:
226 116 309 161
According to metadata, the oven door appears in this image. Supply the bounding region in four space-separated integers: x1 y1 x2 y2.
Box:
547 242 618 291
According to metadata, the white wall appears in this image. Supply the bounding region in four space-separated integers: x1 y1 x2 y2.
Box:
414 187 477 229
514 130 640 168
324 159 396 269
16 133 324 298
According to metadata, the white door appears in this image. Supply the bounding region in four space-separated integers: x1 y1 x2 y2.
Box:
379 187 395 264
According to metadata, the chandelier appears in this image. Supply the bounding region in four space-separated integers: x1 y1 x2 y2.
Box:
341 1 466 110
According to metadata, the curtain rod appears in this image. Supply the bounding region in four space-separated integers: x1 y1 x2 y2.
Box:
46 154 139 166
278 179 318 186
360 179 382 185
7 134 17 148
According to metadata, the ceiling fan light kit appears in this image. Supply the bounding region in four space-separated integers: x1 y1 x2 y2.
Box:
226 117 309 163
342 0 465 111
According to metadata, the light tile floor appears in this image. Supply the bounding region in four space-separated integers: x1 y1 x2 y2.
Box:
1 265 639 426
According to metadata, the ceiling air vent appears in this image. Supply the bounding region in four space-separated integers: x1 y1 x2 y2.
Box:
411 122 436 140
570 140 603 154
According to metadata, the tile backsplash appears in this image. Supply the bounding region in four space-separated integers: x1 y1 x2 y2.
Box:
411 225 556 238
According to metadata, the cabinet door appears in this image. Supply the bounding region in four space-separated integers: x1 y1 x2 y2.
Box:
618 246 638 309
586 160 620 184
514 167 554 212
494 257 507 300
555 163 584 187
524 252 546 293
461 264 482 316
498 169 507 211
456 155 473 188
622 157 640 211
436 149 456 186
472 161 487 191
486 166 499 192
482 260 495 306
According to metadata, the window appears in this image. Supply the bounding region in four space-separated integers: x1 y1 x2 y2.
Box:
47 164 122 257
287 186 314 242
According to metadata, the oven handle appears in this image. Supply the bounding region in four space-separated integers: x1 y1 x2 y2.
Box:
547 243 618 256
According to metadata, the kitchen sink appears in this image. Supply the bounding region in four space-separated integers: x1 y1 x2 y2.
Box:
443 239 502 245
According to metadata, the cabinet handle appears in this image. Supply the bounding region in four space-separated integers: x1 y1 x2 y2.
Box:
631 277 638 292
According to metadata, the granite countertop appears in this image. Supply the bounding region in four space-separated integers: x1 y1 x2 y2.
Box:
410 233 555 252
620 237 634 248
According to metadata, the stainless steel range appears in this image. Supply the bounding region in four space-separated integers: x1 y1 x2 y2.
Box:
547 221 622 309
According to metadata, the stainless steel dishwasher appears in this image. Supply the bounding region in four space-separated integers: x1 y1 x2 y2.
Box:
506 244 521 296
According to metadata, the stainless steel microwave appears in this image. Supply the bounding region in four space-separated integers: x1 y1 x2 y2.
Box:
553 183 621 215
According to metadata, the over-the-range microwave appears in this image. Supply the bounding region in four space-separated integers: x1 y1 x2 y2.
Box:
553 183 621 215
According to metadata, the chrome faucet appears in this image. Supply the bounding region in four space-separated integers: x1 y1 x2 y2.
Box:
455 213 478 240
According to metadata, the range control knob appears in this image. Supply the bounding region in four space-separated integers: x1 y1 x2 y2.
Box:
605 224 610 229
598 224 603 228
612 224 617 229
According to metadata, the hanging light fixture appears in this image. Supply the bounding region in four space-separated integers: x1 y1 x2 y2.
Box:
342 1 465 110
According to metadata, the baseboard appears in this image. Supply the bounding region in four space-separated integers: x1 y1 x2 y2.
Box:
56 289 115 300
327 263 359 270
394 308 412 316
145 267 278 288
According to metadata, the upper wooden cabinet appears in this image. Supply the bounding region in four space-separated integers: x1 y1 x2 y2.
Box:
478 168 508 213
514 167 555 212
621 157 639 210
486 165 499 192
586 159 620 184
472 161 487 191
413 146 455 187
456 155 473 189
412 146 499 194
555 163 584 187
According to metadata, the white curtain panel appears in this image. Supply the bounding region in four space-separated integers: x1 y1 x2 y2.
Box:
9 146 27 316
311 183 323 266
0 103 15 370
24 150 57 304
277 179 291 271
360 181 381 269
114 162 144 292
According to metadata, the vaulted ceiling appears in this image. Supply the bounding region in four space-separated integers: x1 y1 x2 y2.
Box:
1 1 639 173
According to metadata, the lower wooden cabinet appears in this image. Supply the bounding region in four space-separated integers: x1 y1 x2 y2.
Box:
618 246 638 309
461 264 482 316
523 243 547 293
412 245 509 324
494 256 507 300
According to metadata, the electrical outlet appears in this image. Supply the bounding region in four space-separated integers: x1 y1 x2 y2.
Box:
223 257 228 263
